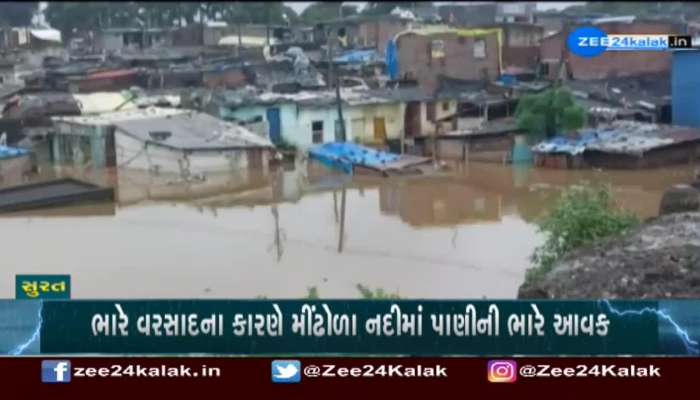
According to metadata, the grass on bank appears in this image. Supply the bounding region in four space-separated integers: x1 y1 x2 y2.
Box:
525 185 640 284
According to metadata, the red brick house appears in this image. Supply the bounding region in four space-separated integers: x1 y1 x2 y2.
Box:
395 27 500 95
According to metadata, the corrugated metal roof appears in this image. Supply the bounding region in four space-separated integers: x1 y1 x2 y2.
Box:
114 112 273 151
28 29 62 43
52 107 186 126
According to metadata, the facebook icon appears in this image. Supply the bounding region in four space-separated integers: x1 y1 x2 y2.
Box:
42 360 71 383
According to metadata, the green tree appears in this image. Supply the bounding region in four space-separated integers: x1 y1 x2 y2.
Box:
515 88 586 138
1 2 39 26
526 185 639 283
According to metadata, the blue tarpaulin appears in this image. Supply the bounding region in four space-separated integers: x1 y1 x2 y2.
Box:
309 142 401 175
385 40 399 80
0 146 28 160
333 50 379 64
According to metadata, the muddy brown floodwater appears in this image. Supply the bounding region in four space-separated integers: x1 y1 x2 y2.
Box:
0 161 696 299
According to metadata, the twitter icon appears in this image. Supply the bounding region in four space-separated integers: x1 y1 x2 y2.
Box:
271 360 301 383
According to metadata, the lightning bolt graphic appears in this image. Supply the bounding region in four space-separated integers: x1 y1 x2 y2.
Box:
599 299 699 355
9 301 43 356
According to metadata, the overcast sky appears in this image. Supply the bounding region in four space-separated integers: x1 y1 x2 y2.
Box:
285 2 586 14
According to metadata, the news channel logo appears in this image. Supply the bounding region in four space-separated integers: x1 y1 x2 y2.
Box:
567 26 692 58
487 360 517 383
271 360 301 383
42 360 72 383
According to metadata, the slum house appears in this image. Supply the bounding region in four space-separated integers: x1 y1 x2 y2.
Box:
672 49 700 128
66 68 140 93
314 14 414 56
566 73 672 124
495 2 536 24
331 49 386 88
50 108 275 179
171 22 232 47
209 87 431 149
439 3 498 27
494 23 543 76
215 24 308 51
0 28 65 69
247 58 325 93
393 26 501 96
531 121 700 169
539 18 686 81
94 28 172 52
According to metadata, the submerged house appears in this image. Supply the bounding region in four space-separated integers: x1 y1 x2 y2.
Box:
207 87 434 149
50 108 276 178
532 120 700 169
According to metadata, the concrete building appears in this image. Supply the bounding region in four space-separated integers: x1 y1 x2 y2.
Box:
95 28 172 52
50 108 275 178
495 2 536 24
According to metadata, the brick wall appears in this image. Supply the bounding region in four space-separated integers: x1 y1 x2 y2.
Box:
397 32 500 95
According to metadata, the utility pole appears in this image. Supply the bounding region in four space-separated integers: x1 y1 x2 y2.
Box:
327 26 347 142
337 188 347 253
266 7 271 45
556 19 571 87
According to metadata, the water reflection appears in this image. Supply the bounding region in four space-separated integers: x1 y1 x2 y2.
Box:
0 160 696 299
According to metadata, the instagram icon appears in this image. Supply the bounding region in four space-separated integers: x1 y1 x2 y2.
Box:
487 360 517 383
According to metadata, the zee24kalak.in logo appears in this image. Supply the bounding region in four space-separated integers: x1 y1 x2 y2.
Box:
42 360 72 383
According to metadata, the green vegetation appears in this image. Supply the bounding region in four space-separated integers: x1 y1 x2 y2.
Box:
45 2 300 37
302 284 400 299
515 88 586 138
306 286 320 300
355 284 401 300
526 185 640 284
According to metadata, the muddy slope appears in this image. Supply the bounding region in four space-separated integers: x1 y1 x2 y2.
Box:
518 212 700 299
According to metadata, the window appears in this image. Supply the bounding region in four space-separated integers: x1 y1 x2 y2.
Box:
431 39 445 59
312 121 324 143
427 102 436 122
442 101 450 112
335 120 344 141
473 39 486 59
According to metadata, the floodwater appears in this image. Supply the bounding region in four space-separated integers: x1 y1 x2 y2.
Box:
0 161 696 299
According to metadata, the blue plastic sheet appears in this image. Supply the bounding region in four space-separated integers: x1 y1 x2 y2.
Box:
0 146 28 160
385 40 399 80
309 142 401 175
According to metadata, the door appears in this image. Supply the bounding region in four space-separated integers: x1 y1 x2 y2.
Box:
351 118 365 142
404 101 421 137
266 107 282 144
373 117 387 142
